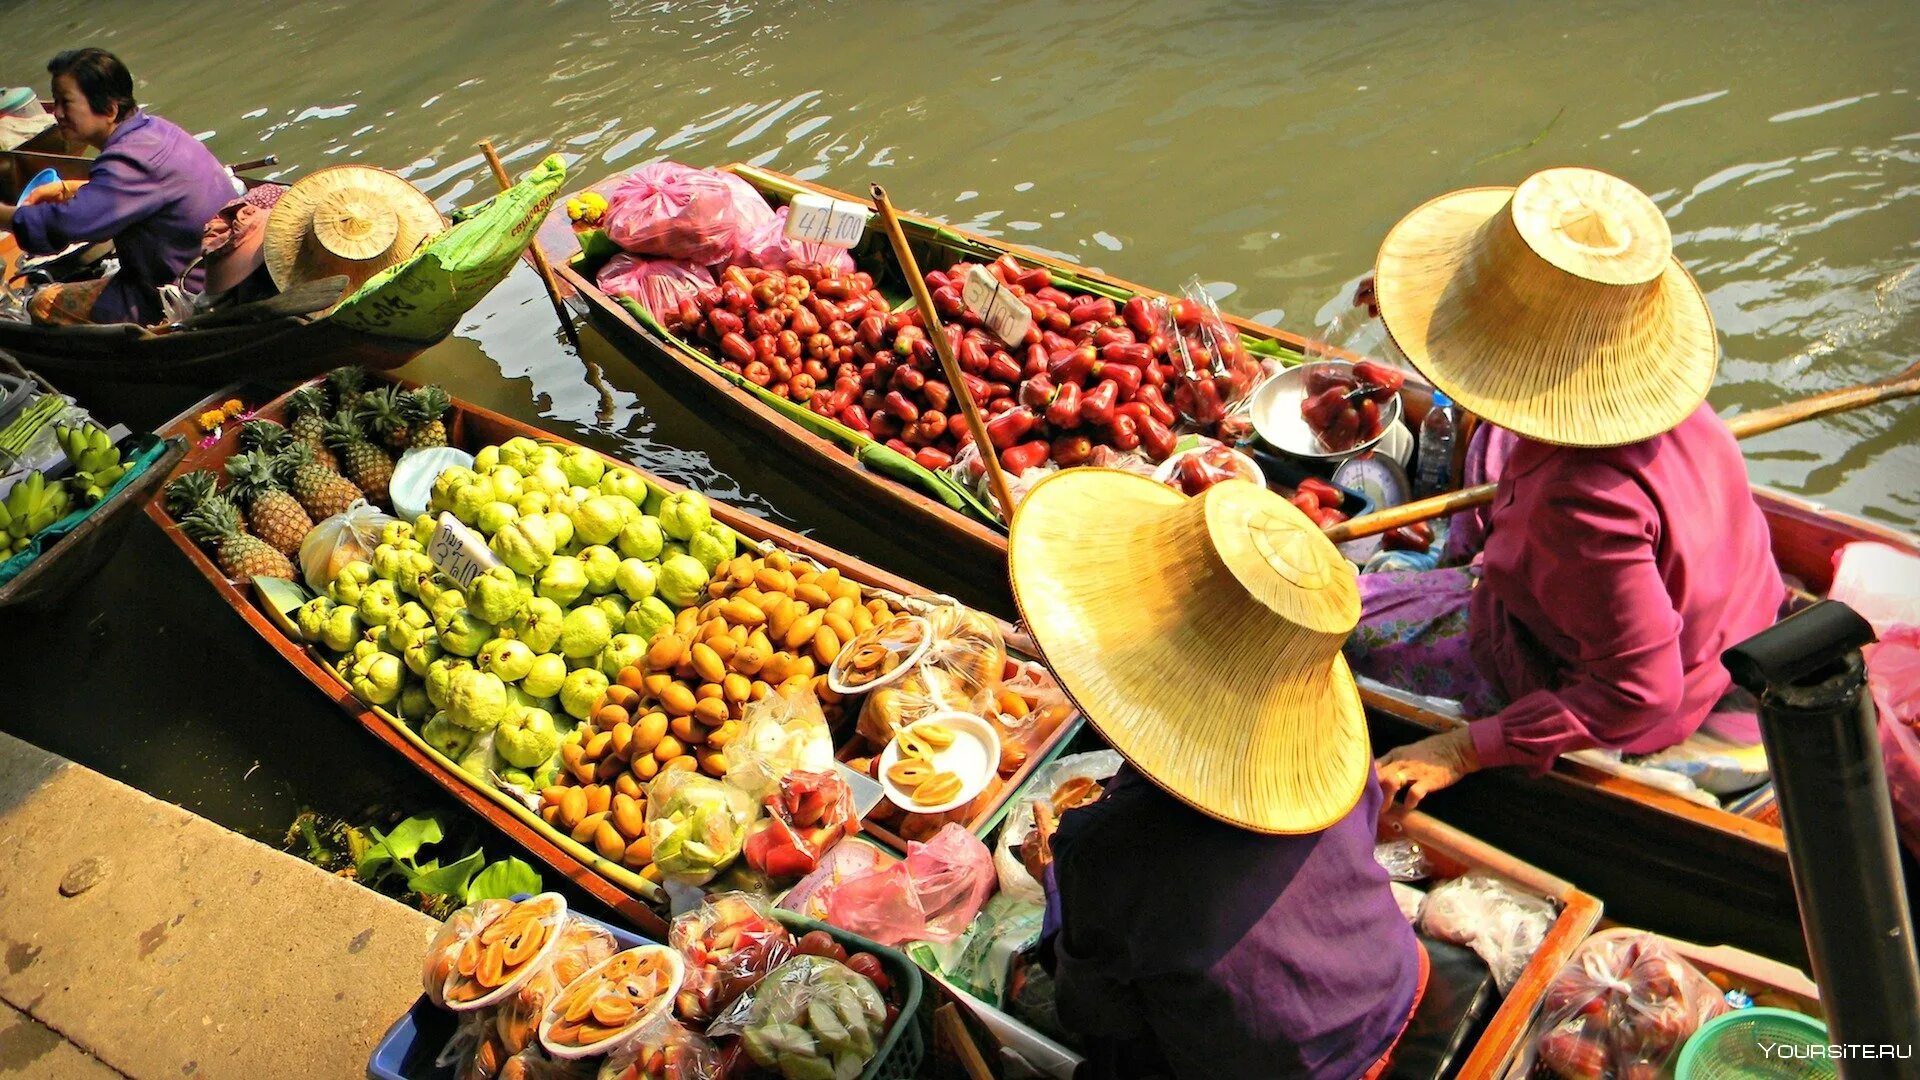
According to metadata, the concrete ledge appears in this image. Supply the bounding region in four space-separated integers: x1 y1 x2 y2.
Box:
0 731 438 1079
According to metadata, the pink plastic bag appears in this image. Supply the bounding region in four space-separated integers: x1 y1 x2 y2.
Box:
602 163 764 264
732 206 856 276
1870 626 1920 859
820 823 995 945
596 255 714 323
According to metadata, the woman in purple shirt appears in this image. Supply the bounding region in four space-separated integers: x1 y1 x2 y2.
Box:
1 48 233 325
1348 167 1785 808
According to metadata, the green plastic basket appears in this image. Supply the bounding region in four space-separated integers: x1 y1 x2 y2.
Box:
1674 1007 1834 1079
772 910 929 1080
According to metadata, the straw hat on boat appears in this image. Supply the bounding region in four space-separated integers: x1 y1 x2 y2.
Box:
264 165 442 297
1373 166 1717 447
1008 470 1369 835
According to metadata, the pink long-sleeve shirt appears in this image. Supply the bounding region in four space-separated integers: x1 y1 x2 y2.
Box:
1467 404 1785 772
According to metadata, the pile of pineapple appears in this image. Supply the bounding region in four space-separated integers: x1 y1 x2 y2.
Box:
163 368 452 584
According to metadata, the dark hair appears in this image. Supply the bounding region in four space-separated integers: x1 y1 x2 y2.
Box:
48 48 136 122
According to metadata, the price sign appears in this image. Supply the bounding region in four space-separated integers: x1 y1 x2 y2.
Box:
427 511 500 590
961 264 1034 347
783 192 869 249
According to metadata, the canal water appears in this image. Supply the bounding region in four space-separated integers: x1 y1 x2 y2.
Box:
3 2 1916 927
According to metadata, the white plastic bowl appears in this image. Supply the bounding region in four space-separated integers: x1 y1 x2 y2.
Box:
877 711 1001 815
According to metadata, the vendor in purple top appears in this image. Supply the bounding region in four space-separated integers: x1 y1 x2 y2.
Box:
1 48 234 325
1008 469 1427 1080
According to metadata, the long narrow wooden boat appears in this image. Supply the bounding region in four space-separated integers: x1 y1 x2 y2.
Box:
536 165 1920 960
0 149 562 396
147 380 1601 1077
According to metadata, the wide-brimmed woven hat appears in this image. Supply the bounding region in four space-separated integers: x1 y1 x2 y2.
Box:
1009 470 1370 834
264 165 442 296
1374 166 1717 447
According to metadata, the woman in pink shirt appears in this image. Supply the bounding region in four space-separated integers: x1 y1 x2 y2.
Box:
1348 167 1785 807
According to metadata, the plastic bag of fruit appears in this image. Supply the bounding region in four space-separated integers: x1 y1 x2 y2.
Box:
994 750 1122 902
724 684 837 802
856 661 980 746
594 1014 721 1080
437 1009 508 1080
822 822 996 945
1159 280 1260 439
708 954 892 1080
1418 872 1556 993
424 898 516 1007
1511 933 1727 1080
919 598 1007 704
987 659 1073 776
437 894 574 1012
299 500 395 592
602 163 760 265
744 769 858 879
668 891 797 1022
645 770 758 886
733 205 856 276
499 1045 598 1080
495 916 621 1055
596 254 714 325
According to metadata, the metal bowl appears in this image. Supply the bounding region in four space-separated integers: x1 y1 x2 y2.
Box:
1248 360 1403 460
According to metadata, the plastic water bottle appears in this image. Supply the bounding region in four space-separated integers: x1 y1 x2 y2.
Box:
1415 391 1458 498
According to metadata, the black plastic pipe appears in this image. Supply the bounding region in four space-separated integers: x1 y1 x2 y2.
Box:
1725 600 1920 1069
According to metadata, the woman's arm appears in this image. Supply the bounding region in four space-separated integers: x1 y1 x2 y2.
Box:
1468 473 1686 772
10 155 166 253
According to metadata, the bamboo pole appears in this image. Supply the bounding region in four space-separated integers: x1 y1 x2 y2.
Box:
477 141 581 355
869 183 1019 521
1323 358 1920 543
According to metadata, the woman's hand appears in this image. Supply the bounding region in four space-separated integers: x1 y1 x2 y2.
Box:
1378 727 1480 811
23 180 85 206
1020 800 1058 881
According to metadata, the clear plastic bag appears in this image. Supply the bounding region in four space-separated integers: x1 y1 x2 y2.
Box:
857 663 977 746
596 255 715 325
987 659 1074 776
822 822 995 946
601 163 765 265
444 894 572 1011
744 769 857 879
539 945 684 1058
668 891 796 1022
920 599 1007 704
496 915 620 1055
1391 882 1425 923
733 204 856 276
725 684 837 802
499 1046 597 1080
708 955 890 1080
1418 872 1556 994
1513 933 1728 1080
994 750 1122 902
440 1009 511 1080
1373 839 1436 882
594 1014 721 1080
424 898 516 1007
1159 280 1260 439
946 438 1056 517
299 500 396 592
645 771 758 886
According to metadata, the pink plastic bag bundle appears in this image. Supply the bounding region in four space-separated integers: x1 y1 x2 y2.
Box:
602 163 763 264
1518 933 1726 1079
596 255 714 324
820 823 994 945
732 206 856 276
1870 626 1920 859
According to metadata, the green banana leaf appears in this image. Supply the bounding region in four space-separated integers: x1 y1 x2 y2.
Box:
329 155 569 342
617 298 1005 527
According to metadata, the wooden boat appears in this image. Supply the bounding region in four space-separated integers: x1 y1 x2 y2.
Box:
0 350 186 610
0 149 562 399
145 374 1084 937
535 165 1920 961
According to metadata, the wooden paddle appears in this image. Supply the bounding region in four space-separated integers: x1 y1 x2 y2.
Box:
1323 358 1920 543
869 183 1020 520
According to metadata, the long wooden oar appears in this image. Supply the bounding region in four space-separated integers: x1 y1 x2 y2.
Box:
1323 358 1920 543
869 183 1020 520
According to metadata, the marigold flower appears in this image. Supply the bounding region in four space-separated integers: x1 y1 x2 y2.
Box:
221 398 245 418
196 410 226 432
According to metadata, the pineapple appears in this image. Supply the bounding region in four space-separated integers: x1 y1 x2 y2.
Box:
325 366 368 414
282 441 364 520
404 386 451 449
359 385 412 450
322 416 393 507
162 469 220 520
236 419 292 455
285 386 339 472
224 450 314 557
179 493 294 584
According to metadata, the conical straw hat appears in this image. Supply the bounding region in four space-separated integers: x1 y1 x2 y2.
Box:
1009 470 1370 834
264 165 443 296
1373 167 1717 448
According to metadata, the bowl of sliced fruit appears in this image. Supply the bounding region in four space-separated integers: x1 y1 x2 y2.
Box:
1249 360 1405 460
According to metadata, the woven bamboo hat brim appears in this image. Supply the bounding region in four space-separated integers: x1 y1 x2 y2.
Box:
264 165 443 295
1374 167 1717 448
1008 470 1370 835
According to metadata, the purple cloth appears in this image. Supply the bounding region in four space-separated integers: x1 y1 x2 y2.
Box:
11 110 233 324
1468 404 1785 772
1044 764 1420 1079
1350 567 1507 715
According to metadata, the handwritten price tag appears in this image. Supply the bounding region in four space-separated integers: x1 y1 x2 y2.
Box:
783 192 869 249
427 511 500 590
961 264 1034 347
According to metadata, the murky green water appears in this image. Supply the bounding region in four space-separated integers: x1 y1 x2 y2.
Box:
4 3 1917 863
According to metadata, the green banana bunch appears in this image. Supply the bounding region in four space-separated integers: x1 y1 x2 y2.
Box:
55 423 126 507
0 470 74 552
